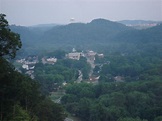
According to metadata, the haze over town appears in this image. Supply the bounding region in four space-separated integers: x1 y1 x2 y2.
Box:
1 0 162 26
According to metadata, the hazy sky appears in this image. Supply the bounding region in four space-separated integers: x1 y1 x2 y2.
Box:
0 0 162 26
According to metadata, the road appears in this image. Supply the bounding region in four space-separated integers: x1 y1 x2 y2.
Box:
86 57 95 77
64 118 74 121
54 97 61 103
76 70 83 83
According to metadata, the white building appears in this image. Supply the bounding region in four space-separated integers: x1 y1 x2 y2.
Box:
16 58 25 63
98 53 104 58
87 50 96 61
22 64 29 70
46 57 57 64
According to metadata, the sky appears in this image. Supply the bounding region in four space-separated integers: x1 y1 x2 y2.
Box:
0 0 162 26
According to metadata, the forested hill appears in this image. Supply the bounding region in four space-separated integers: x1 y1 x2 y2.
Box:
9 25 41 51
41 19 134 46
10 19 162 55
113 23 162 43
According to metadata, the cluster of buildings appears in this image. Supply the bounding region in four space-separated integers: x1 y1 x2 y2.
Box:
17 56 58 70
66 48 83 60
16 49 104 81
42 57 57 65
126 23 159 29
66 49 104 62
16 55 58 79
16 56 39 79
16 56 38 70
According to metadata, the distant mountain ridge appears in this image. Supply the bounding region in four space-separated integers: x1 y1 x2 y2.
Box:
41 19 133 46
29 23 61 28
118 20 162 29
118 20 162 25
10 19 162 55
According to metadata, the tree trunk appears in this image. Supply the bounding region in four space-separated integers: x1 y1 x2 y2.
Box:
0 101 3 121
13 103 16 119
25 96 28 111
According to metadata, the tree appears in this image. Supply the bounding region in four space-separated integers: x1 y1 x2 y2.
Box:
117 117 148 121
6 104 32 121
78 98 91 121
154 116 162 121
0 14 67 121
0 14 21 58
37 98 66 121
0 58 39 121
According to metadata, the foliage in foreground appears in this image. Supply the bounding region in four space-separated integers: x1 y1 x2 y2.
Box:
0 14 66 121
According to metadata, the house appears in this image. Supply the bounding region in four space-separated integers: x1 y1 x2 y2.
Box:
97 53 104 58
87 50 96 56
114 76 124 82
25 70 34 79
66 52 81 60
46 57 57 64
89 76 100 84
16 58 25 63
86 50 96 61
22 64 29 70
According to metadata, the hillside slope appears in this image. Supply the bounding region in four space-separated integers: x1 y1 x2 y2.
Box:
41 19 133 46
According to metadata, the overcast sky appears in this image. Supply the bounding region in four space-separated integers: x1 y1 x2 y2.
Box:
0 0 162 26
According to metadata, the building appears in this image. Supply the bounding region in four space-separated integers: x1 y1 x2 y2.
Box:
66 52 81 60
86 50 96 61
114 76 124 82
46 57 57 64
98 53 104 58
22 64 29 70
16 58 25 63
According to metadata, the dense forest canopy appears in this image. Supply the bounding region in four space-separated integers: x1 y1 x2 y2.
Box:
33 55 91 95
61 80 162 121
